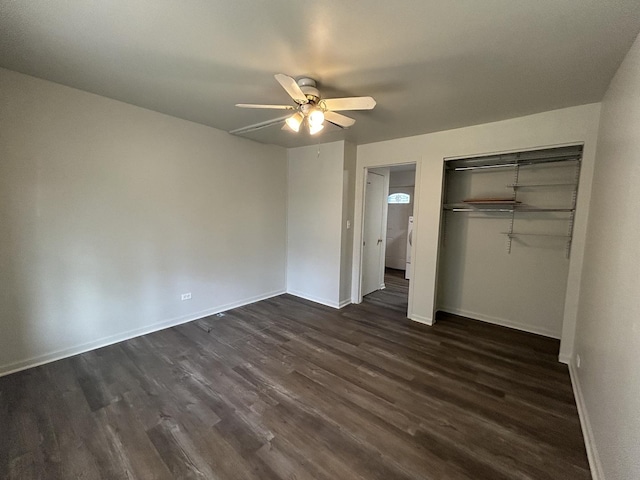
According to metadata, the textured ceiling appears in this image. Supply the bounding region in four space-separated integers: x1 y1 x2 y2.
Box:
1 1 639 148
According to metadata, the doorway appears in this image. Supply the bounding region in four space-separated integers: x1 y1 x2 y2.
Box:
361 164 416 315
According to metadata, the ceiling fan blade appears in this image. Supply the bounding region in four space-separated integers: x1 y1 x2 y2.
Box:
236 103 295 110
274 74 308 104
322 96 376 111
324 111 356 128
229 114 291 135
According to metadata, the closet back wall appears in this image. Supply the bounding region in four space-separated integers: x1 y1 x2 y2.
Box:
0 68 287 375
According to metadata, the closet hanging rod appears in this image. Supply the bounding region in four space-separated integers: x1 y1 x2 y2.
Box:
449 207 515 212
449 155 581 171
500 232 572 238
445 206 575 213
454 163 516 171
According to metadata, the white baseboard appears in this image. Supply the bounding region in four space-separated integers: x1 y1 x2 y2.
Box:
558 353 572 365
0 289 286 378
338 299 352 309
409 313 433 326
568 361 604 480
437 306 561 339
286 289 341 309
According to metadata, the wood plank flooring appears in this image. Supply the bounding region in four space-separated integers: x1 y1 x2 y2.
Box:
0 278 590 479
364 267 410 313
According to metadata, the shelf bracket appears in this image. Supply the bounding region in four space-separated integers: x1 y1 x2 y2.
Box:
507 161 520 254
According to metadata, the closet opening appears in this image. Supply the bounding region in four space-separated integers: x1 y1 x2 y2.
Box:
435 145 583 338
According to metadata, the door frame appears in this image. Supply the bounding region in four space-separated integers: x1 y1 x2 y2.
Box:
353 161 421 320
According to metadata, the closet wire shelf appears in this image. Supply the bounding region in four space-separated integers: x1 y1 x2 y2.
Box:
442 145 583 258
443 204 574 213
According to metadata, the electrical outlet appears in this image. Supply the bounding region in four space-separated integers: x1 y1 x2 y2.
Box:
576 354 581 368
346 220 351 229
181 293 192 301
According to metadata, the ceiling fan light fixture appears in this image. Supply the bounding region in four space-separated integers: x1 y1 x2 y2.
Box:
232 74 375 137
285 112 304 132
308 108 325 127
309 122 324 135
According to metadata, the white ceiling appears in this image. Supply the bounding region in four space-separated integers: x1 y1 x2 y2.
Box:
1 1 639 148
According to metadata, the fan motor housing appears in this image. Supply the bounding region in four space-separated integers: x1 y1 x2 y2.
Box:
297 77 320 102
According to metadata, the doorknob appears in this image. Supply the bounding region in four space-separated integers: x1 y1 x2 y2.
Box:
377 239 383 245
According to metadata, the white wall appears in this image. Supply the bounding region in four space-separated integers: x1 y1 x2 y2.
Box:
286 141 345 307
389 170 416 188
355 103 601 343
0 68 287 375
571 33 640 480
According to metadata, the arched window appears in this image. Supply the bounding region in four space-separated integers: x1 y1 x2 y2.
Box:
387 193 411 204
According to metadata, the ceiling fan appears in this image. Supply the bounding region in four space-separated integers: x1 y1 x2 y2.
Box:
230 74 376 136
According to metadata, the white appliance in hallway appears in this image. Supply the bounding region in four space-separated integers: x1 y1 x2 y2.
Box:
406 216 413 279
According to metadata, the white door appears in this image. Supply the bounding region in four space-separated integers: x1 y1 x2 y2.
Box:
385 186 414 270
362 171 385 296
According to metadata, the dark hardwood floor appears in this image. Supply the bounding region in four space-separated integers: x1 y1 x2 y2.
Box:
364 267 410 314
0 281 590 479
